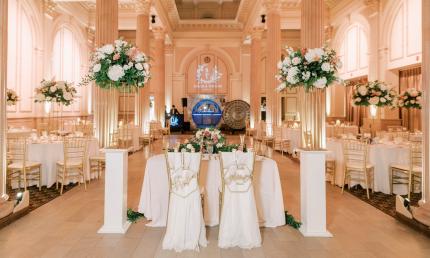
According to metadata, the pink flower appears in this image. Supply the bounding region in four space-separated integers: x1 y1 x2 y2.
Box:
113 53 120 61
127 47 137 59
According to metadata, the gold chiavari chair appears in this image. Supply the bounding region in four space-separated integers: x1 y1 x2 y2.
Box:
390 143 422 199
342 140 374 199
89 154 105 181
56 137 88 194
273 126 290 156
109 131 119 149
7 138 42 191
245 119 255 137
325 159 336 185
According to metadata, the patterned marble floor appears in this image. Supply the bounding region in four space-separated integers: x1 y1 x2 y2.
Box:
0 135 429 258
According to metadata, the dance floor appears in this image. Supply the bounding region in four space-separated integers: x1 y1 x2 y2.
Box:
0 135 429 258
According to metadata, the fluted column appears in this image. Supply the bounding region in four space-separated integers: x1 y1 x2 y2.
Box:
265 1 281 127
300 0 326 149
0 0 8 195
421 0 430 203
135 0 151 133
250 27 264 128
152 28 166 124
94 0 119 147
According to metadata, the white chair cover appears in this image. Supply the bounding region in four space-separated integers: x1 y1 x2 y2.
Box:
218 151 261 249
162 152 207 252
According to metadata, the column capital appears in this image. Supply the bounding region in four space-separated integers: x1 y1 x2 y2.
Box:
135 0 151 15
152 27 165 41
263 0 281 13
43 0 57 19
251 26 265 40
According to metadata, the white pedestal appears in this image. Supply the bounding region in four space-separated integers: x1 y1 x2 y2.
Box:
298 149 332 237
98 149 131 234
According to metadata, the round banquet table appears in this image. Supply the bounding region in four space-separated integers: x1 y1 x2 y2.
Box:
17 138 100 189
138 154 286 228
326 138 414 195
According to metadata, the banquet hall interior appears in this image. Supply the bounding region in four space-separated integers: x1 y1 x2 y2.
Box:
1 0 430 257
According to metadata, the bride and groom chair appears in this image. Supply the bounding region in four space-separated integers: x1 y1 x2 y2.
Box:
161 150 261 252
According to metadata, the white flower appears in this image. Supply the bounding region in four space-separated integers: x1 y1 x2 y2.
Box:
305 48 324 63
358 86 368 96
50 85 57 92
409 89 418 97
379 97 386 103
135 53 144 62
302 71 311 81
216 143 223 148
64 92 73 101
277 61 283 69
292 57 301 65
369 96 379 105
355 97 361 102
57 81 66 90
100 44 114 54
135 63 143 70
417 96 422 102
287 75 298 84
283 58 291 66
107 65 125 81
287 66 299 77
93 63 101 73
123 65 130 70
313 77 327 88
379 83 387 91
186 144 193 149
143 63 150 72
321 62 331 72
410 100 416 104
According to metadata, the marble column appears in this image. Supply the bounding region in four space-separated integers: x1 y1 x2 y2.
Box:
0 0 7 195
135 0 151 133
265 1 281 127
300 0 326 149
152 28 166 124
250 27 264 128
421 0 430 203
94 0 119 148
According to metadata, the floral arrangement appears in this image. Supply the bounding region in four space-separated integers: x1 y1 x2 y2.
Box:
218 144 247 152
34 79 77 106
276 46 341 92
169 142 201 153
352 80 396 107
194 128 225 148
81 39 151 89
6 89 19 106
395 88 422 109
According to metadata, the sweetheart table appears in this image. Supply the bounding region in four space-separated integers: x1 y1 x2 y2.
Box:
138 154 286 228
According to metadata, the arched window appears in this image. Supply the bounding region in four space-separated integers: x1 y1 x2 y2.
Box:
52 26 82 111
7 0 35 112
337 23 369 80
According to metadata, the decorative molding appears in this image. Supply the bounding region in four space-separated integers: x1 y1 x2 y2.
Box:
135 0 151 15
44 0 58 19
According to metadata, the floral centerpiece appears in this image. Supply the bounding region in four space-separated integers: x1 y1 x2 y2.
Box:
169 142 201 153
395 88 422 109
191 128 225 153
34 79 77 106
6 89 19 106
276 46 341 92
81 39 151 89
352 80 396 107
218 144 247 152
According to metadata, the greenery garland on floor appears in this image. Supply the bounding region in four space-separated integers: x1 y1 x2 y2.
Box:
285 211 301 229
127 208 145 223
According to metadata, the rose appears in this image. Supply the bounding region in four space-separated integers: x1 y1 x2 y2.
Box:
369 96 379 105
107 65 125 81
321 62 331 72
92 63 101 73
50 85 57 92
379 97 386 103
358 86 368 96
101 44 114 54
135 63 143 71
313 77 327 88
355 97 361 102
292 57 301 65
113 53 120 61
63 92 73 101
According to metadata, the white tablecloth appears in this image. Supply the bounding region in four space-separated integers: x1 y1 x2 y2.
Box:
138 154 285 228
326 138 412 195
326 125 359 138
23 138 100 188
281 128 301 153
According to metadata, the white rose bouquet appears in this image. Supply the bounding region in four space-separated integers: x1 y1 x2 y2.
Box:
276 46 341 92
396 88 422 109
6 89 19 106
193 128 226 153
352 80 396 107
81 38 151 89
34 79 77 106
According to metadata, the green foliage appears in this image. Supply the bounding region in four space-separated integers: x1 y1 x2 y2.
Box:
127 209 145 223
217 144 247 152
285 211 301 229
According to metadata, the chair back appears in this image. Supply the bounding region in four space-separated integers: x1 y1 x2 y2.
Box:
165 152 201 198
409 144 422 171
63 137 88 167
342 140 368 170
273 126 282 140
109 131 119 148
7 138 28 166
219 151 255 192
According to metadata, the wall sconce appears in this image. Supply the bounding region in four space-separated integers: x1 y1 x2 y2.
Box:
261 14 266 23
151 15 156 24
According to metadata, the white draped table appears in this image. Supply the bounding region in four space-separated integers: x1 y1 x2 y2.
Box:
281 128 301 153
23 138 100 188
326 138 412 195
326 125 359 138
138 154 286 228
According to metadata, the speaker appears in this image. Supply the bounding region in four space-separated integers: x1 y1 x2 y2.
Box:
181 98 188 107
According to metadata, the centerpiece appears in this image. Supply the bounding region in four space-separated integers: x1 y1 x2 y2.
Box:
191 128 225 154
395 88 422 109
352 80 397 107
276 45 341 149
6 89 19 106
